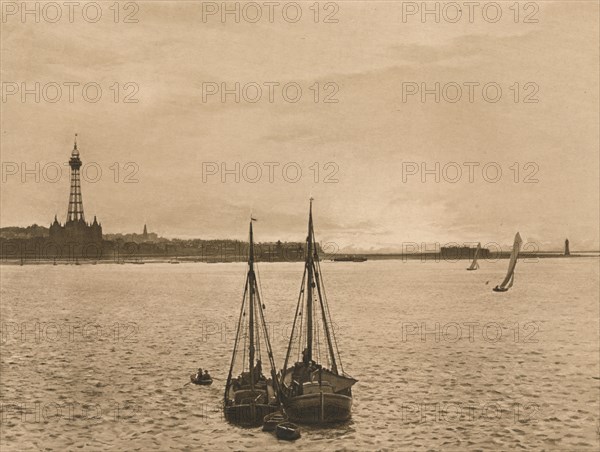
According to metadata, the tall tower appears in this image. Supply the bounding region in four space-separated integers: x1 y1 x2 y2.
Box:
565 238 570 256
67 134 84 223
143 224 148 240
49 134 102 250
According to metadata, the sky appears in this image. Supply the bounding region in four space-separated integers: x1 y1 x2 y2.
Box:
1 1 598 252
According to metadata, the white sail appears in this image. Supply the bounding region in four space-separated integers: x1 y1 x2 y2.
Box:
468 243 481 270
497 233 522 289
507 272 515 289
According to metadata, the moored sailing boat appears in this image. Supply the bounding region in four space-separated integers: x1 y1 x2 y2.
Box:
466 242 481 271
224 219 280 426
279 199 357 423
493 232 522 292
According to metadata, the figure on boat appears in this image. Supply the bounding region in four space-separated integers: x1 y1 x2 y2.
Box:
279 199 357 424
493 232 522 292
223 219 280 426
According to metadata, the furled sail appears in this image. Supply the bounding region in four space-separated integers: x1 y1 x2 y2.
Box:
310 368 358 393
497 233 522 290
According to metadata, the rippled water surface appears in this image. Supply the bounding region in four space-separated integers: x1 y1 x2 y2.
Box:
1 258 599 450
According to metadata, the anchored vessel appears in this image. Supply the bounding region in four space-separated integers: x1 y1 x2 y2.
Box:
466 242 481 271
223 220 280 426
279 200 357 423
493 232 522 292
333 256 367 262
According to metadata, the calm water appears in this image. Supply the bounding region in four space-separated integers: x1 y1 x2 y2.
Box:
1 258 599 451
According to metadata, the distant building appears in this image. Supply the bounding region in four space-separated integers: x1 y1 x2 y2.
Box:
440 245 490 260
143 224 148 241
565 238 570 256
49 135 102 244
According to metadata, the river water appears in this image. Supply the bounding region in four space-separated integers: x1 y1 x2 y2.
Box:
1 257 598 450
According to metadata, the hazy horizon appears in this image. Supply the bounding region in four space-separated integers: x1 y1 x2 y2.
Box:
2 1 598 252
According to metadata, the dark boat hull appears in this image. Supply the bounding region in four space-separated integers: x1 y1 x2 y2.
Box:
276 422 301 440
284 392 352 423
224 403 279 427
263 412 287 431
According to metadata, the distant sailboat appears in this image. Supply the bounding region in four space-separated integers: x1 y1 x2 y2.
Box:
493 233 522 292
466 243 481 271
279 199 357 423
223 219 280 426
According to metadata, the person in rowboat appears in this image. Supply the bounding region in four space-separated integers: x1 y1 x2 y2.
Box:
201 370 211 381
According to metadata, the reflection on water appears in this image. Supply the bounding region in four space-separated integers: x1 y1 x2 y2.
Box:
1 258 598 450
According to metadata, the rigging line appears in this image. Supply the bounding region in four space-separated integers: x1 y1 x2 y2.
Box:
227 274 249 373
255 262 270 368
317 294 329 369
256 320 262 363
313 287 319 362
315 252 345 375
255 282 280 395
319 265 344 375
224 274 249 403
282 265 307 375
315 301 321 366
297 286 304 364
255 257 266 307
311 228 340 372
296 285 304 364
242 303 248 373
254 281 263 364
313 257 336 371
255 292 271 364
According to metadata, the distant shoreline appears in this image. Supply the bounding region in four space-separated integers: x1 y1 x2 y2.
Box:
2 252 597 266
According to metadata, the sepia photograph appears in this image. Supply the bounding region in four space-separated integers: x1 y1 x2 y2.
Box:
1 1 599 450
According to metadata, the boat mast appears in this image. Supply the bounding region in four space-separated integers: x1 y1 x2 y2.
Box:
248 220 256 390
305 199 314 363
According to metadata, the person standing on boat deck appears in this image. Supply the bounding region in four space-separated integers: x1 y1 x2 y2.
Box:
196 368 203 380
302 348 310 366
254 360 262 381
